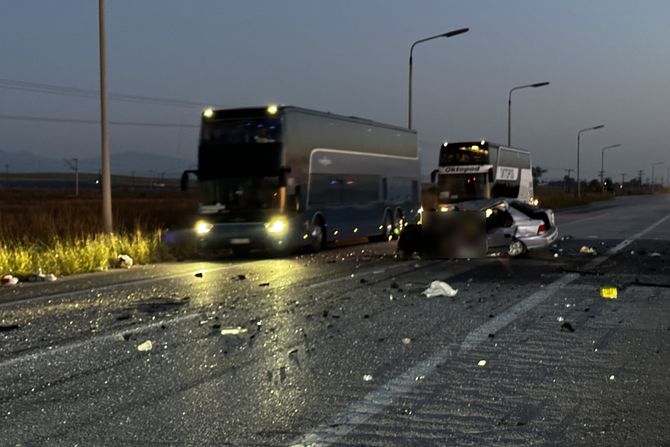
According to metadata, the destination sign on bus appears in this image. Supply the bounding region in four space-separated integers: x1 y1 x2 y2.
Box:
439 164 493 174
496 166 519 181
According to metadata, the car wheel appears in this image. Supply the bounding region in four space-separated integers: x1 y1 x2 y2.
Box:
507 239 526 257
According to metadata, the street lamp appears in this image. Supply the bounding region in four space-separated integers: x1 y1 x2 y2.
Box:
408 27 469 129
600 144 621 188
507 81 550 146
651 162 664 192
576 124 605 197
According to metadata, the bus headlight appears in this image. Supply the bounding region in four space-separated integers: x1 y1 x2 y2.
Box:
195 220 213 235
265 217 288 235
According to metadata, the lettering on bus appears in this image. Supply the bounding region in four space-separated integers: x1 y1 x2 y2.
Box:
496 166 519 181
439 165 493 174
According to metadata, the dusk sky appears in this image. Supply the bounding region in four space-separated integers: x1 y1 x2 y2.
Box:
1 1 669 181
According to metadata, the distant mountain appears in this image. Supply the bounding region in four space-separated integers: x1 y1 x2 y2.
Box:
0 150 195 178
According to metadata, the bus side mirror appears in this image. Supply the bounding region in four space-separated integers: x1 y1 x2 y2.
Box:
430 169 438 183
181 170 198 191
294 185 302 211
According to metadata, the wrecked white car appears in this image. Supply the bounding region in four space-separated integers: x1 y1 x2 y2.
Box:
399 198 558 258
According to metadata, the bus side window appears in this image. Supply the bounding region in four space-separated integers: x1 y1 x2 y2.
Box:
382 178 388 201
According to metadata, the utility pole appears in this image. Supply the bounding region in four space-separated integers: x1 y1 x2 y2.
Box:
99 0 113 233
564 168 574 192
638 170 644 189
4 163 8 183
64 158 79 196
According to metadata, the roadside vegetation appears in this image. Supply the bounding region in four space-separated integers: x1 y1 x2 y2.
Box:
0 187 199 277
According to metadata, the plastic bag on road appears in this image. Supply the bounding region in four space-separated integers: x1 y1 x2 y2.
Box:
117 254 134 269
137 340 153 352
422 281 458 298
1 275 19 286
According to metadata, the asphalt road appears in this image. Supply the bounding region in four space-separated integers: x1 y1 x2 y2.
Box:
1 194 669 446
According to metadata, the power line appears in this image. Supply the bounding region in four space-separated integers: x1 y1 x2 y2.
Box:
0 113 199 128
0 77 216 109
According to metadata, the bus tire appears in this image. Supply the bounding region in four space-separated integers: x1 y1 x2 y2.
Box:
310 217 326 252
371 211 394 242
393 209 404 240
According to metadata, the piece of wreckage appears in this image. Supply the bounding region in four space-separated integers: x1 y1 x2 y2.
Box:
398 198 558 258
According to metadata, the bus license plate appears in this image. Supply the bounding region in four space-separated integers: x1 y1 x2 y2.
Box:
230 238 250 245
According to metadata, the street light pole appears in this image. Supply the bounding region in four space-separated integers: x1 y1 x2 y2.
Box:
507 81 550 146
98 0 112 233
408 27 469 129
600 144 621 188
576 124 605 197
651 162 664 192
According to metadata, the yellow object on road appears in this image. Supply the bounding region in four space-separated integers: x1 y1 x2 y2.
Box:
601 287 618 299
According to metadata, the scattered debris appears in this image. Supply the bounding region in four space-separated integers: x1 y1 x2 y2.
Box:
0 324 20 332
488 333 495 338
235 274 247 281
1 275 18 286
259 282 270 287
553 253 560 258
422 281 458 298
44 273 57 282
136 340 153 351
401 337 412 345
650 252 661 257
477 360 487 367
390 282 400 289
195 272 203 278
117 254 134 269
560 321 575 332
363 374 373 382
630 250 635 255
389 294 395 301
579 246 597 255
557 316 565 322
560 235 573 241
609 374 615 381
220 327 248 335
600 287 618 299
359 278 368 284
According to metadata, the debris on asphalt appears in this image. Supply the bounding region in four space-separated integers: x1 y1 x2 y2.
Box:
650 252 661 257
194 272 203 278
630 250 636 255
363 374 373 382
560 235 573 241
422 280 458 298
488 333 495 338
553 253 560 258
235 274 247 280
1 275 19 286
136 340 153 351
579 246 597 255
600 287 618 299
117 254 133 269
259 282 270 287
557 316 565 322
390 281 400 289
401 337 412 345
609 374 615 381
561 321 575 332
0 324 20 332
477 360 487 367
44 273 57 282
359 278 368 284
220 327 248 335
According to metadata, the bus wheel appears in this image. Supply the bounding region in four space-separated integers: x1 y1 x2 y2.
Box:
310 218 326 252
370 212 393 242
507 239 527 257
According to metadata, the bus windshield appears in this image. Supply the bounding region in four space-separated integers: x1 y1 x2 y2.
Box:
438 173 490 203
439 143 490 166
199 176 280 210
201 118 281 145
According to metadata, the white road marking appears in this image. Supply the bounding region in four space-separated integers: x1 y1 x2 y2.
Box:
0 313 201 370
289 212 670 447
